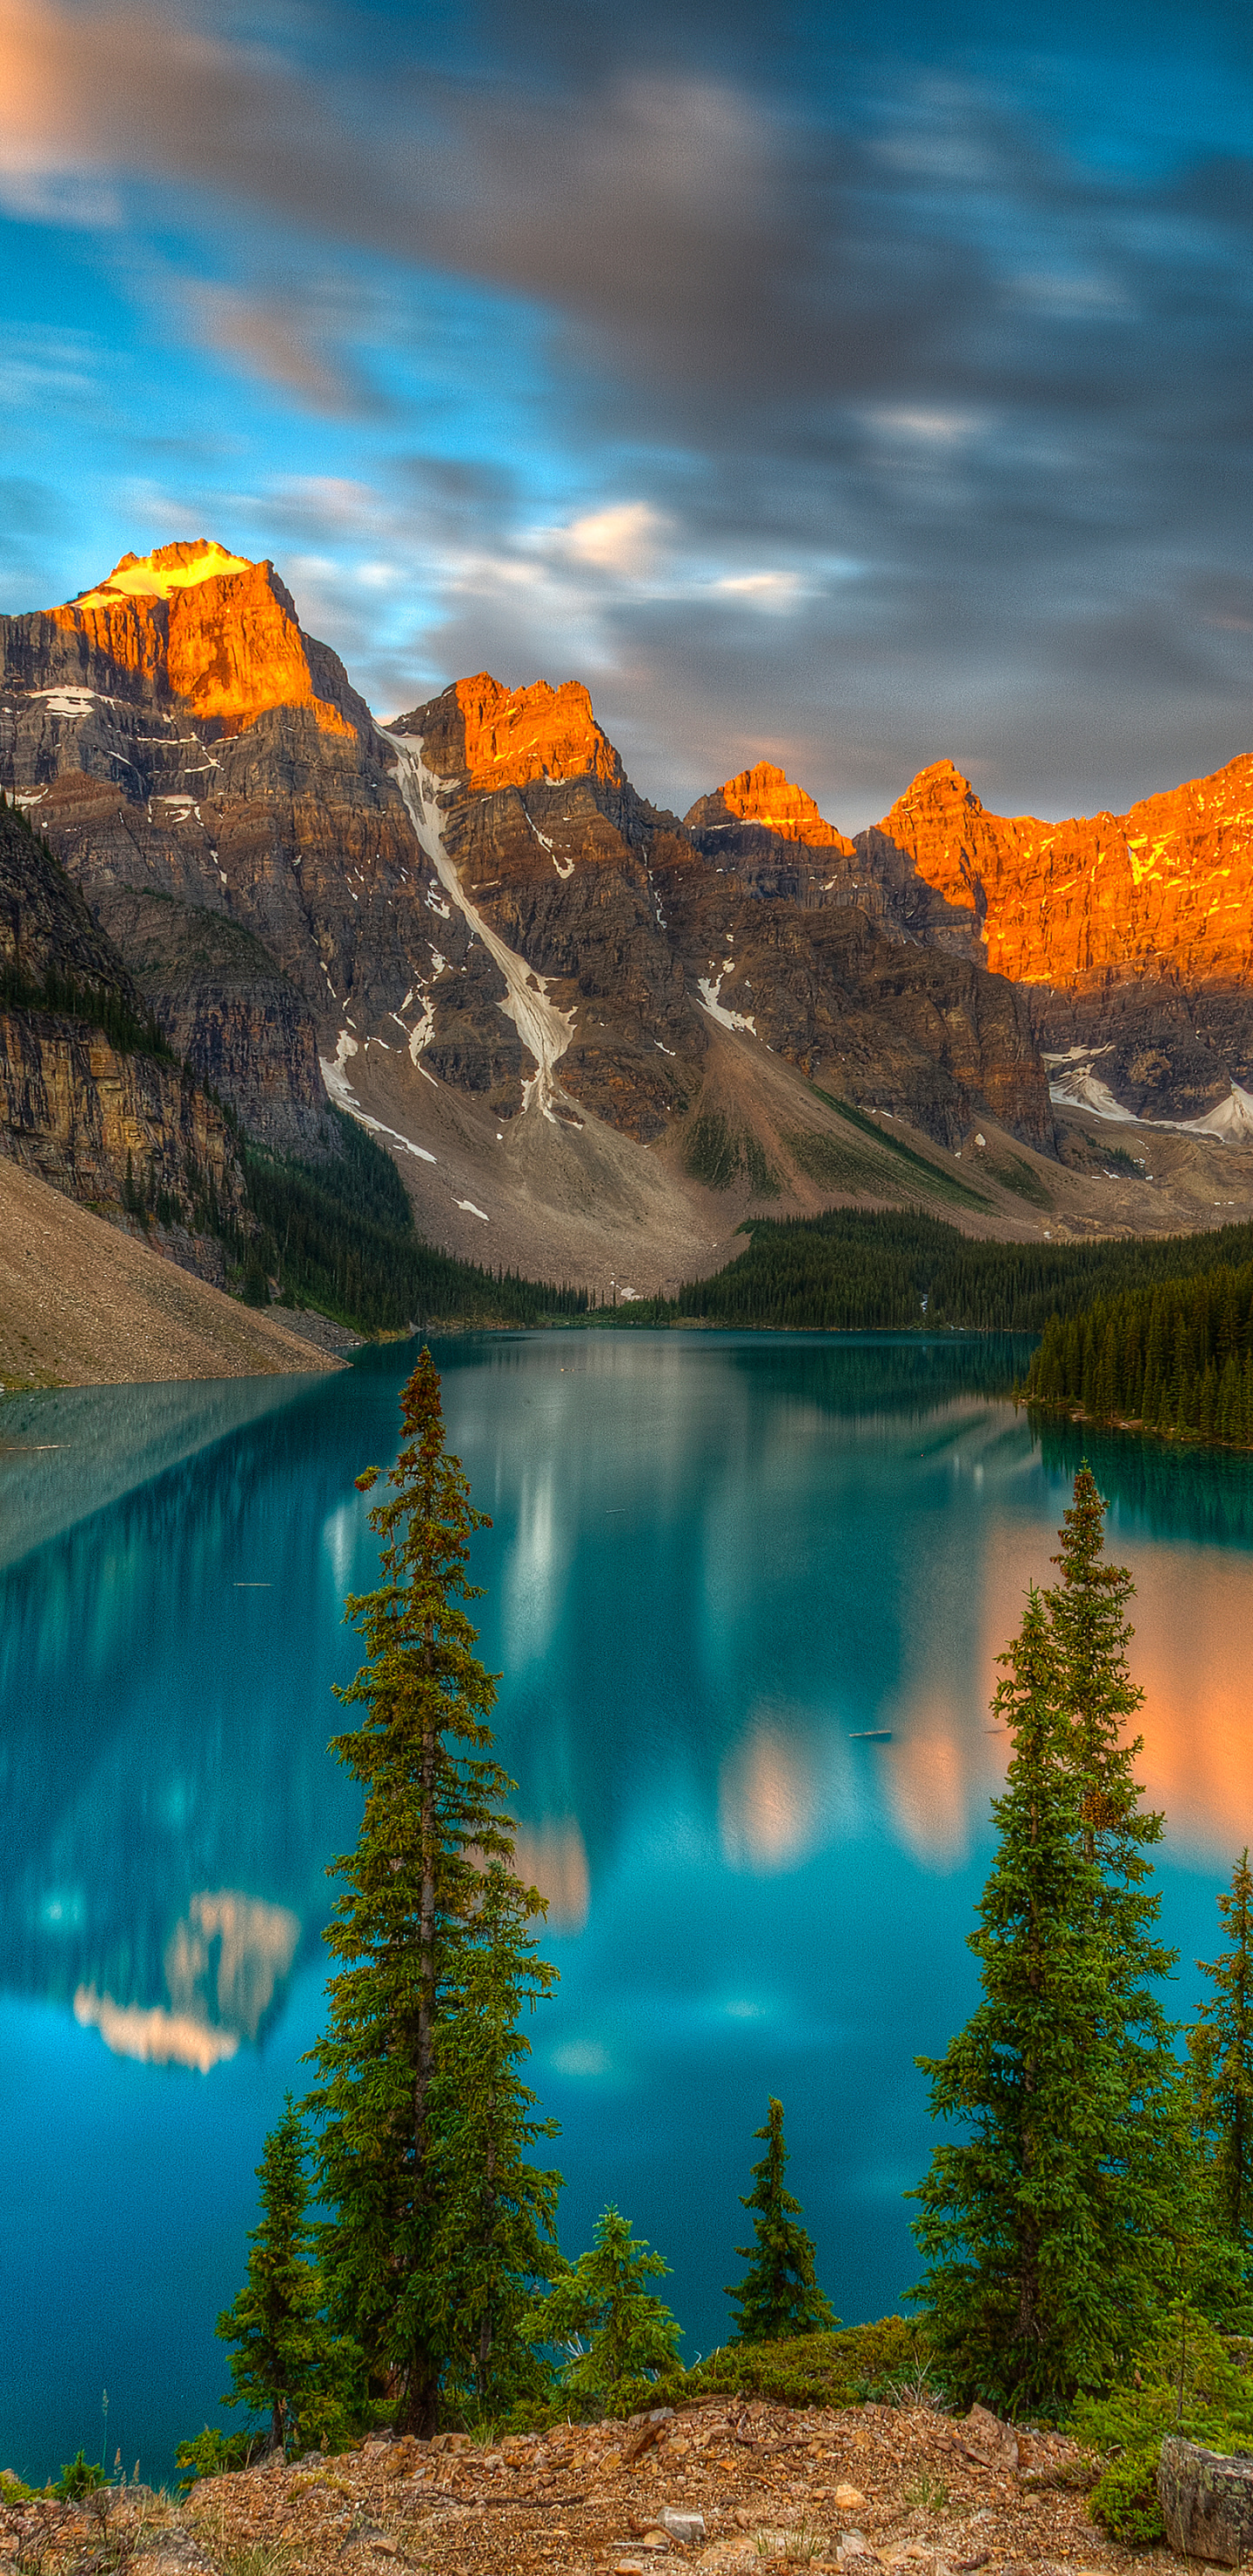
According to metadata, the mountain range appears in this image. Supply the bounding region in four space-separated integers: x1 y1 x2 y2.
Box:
5 538 1253 1296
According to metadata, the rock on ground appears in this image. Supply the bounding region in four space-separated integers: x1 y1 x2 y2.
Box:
1157 2433 1253 2566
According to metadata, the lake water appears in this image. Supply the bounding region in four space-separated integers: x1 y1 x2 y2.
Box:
2 1331 1251 2485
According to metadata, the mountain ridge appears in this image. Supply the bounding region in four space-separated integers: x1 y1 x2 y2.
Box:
7 540 1253 1297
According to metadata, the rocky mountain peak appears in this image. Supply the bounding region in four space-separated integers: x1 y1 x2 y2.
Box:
8 540 366 742
866 759 1014 936
69 540 254 609
881 757 984 826
398 671 626 793
706 760 856 854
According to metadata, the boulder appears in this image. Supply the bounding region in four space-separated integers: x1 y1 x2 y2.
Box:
657 2506 707 2543
1158 2434 1253 2563
961 2405 1020 2473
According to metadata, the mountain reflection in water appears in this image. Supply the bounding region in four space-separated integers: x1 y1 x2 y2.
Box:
1 1331 1251 2484
3 1335 1251 2045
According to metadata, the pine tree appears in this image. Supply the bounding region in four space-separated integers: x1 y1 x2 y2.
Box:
725 2097 836 2341
913 1482 1192 2412
1047 1468 1182 2274
911 1587 1126 2408
425 1861 563 2411
217 2101 352 2456
1190 1851 1253 2257
526 2207 684 2405
305 1350 557 2434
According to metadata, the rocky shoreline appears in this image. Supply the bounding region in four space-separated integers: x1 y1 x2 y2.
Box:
0 2399 1178 2576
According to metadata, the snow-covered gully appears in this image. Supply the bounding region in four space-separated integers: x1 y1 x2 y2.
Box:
390 736 576 1122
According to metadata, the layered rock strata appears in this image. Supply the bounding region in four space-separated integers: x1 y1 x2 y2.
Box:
391 688 697 1140
392 686 1048 1147
650 825 1049 1149
87 881 325 1153
0 538 372 742
0 1007 247 1261
0 801 247 1255
863 755 1253 1118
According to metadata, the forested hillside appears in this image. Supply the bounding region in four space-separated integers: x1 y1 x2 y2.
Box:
242 1110 589 1332
618 1208 1253 1336
1022 1258 1253 1445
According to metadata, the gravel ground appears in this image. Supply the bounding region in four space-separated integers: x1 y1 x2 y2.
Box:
0 2400 1179 2576
0 1157 344 1386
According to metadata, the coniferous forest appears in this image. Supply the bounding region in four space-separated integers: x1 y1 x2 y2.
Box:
613 1209 1253 1339
111 1359 1252 2554
241 1111 591 1332
1021 1257 1253 1447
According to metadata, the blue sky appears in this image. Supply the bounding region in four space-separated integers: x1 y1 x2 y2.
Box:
2 0 1251 823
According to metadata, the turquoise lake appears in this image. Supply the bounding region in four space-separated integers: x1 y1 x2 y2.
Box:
2 1330 1252 2485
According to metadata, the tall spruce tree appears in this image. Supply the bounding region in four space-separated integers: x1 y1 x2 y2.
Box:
305 1351 558 2434
912 1501 1188 2413
218 2101 352 2455
912 1587 1122 2407
1190 1850 1253 2258
426 1861 562 2410
725 2097 836 2341
1046 1467 1185 2306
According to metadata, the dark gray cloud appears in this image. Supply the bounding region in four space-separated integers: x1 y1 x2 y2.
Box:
2 0 1252 822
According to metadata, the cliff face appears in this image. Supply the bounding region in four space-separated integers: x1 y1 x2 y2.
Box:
1 540 372 742
89 882 325 1154
873 754 1253 990
683 765 865 915
3 549 1055 1181
701 761 856 850
392 702 1051 1147
3 706 412 1147
648 825 1049 1150
421 671 628 795
0 802 248 1259
391 688 697 1139
0 791 139 1004
0 1007 247 1251
0 541 399 1144
864 756 1253 1117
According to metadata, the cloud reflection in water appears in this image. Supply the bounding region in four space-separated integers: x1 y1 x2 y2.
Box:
74 1891 300 2072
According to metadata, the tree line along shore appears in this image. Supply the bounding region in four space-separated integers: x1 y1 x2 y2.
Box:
1020 1256 1253 1448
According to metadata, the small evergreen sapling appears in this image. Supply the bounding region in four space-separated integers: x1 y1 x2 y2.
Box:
526 2206 683 2405
725 2097 836 2341
217 2099 351 2455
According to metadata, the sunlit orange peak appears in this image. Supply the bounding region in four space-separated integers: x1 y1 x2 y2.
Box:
453 672 625 791
720 761 854 853
70 540 254 611
53 539 355 739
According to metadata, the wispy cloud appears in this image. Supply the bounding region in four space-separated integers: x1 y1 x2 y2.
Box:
182 282 386 417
